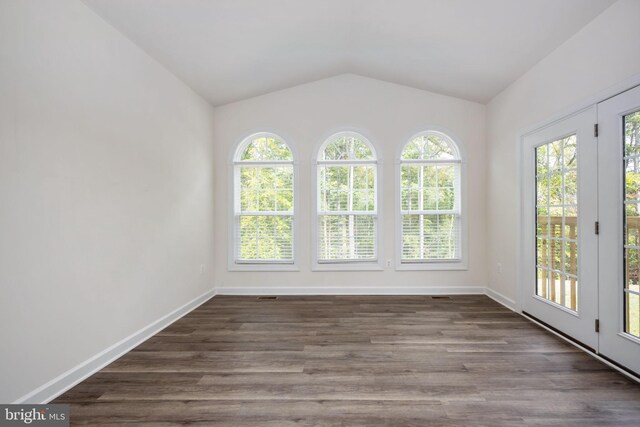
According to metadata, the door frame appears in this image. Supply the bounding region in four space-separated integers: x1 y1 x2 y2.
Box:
520 106 598 350
517 73 640 315
596 84 640 376
515 74 640 382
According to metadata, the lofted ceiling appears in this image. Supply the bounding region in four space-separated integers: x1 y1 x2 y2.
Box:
83 0 615 106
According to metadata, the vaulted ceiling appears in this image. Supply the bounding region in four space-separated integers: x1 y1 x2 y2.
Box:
83 0 615 106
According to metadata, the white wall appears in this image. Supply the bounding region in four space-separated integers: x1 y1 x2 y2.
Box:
486 0 640 301
0 0 215 402
213 74 487 293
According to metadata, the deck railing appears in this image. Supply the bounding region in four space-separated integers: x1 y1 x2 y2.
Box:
537 216 577 309
538 216 640 311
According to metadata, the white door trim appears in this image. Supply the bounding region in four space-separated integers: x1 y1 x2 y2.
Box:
516 73 640 314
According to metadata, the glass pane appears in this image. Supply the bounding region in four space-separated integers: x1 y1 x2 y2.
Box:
438 187 455 210
241 135 292 161
401 165 419 188
402 189 419 211
563 275 578 311
626 292 639 338
550 208 563 239
352 166 375 189
536 145 548 175
625 159 640 201
437 165 456 210
319 214 376 260
564 170 577 205
549 139 563 172
238 215 293 261
564 206 578 240
422 165 437 187
276 190 293 212
563 135 577 169
240 166 293 213
551 240 563 272
423 188 437 210
563 240 576 275
624 111 640 335
536 207 549 237
549 173 563 206
536 238 549 268
536 268 549 299
322 134 374 160
320 166 348 211
258 189 275 211
401 133 458 160
537 175 549 206
535 135 578 311
626 247 639 291
624 111 640 157
551 272 562 305
402 214 460 260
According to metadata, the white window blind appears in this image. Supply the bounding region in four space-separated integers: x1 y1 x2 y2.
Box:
400 132 461 262
234 133 294 263
317 133 377 262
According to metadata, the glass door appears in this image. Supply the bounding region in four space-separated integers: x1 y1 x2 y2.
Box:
598 85 640 375
522 107 598 350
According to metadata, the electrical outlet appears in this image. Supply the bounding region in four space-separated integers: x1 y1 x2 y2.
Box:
386 259 392 268
200 264 205 274
497 263 503 274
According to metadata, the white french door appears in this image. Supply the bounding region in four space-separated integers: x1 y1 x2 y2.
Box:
522 107 599 351
598 85 640 375
522 86 640 376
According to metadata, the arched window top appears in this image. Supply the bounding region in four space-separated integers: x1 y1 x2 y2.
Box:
401 131 460 161
320 132 376 161
236 132 292 162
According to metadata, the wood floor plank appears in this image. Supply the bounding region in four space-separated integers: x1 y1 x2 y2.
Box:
54 295 640 426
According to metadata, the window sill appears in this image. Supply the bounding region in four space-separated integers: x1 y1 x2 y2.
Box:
312 262 384 272
228 263 300 272
395 260 467 271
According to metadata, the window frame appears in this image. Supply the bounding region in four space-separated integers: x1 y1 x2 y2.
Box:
312 131 383 271
395 129 468 271
228 131 299 272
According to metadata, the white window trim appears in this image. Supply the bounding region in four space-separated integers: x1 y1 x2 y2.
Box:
312 131 383 271
228 132 300 272
395 129 468 271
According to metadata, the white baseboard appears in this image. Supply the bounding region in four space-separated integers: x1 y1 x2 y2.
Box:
484 287 517 311
215 286 486 296
13 288 216 404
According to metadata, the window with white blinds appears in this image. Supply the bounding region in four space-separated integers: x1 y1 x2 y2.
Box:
234 133 294 264
317 132 377 262
400 132 461 262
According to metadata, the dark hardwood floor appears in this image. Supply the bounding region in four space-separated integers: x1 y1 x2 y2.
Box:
55 295 640 426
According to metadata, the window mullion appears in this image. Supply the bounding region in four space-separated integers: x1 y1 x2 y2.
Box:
349 165 355 259
419 164 425 259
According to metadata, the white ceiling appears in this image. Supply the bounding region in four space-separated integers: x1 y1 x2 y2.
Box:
83 0 615 106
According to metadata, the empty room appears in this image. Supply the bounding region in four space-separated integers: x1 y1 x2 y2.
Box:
2 0 640 425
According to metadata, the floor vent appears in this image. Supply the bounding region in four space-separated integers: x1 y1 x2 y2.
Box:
431 296 451 299
257 296 278 300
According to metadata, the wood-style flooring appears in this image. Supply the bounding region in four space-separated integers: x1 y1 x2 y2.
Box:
55 295 640 426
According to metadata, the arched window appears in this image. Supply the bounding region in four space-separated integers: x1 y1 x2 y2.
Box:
317 132 378 263
400 131 461 262
233 133 294 264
